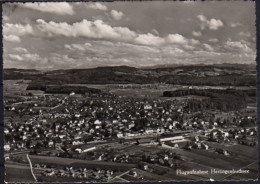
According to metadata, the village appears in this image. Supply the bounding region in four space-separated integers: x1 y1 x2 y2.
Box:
4 88 257 182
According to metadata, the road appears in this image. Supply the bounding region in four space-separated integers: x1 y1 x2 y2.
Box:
27 154 38 182
51 101 65 110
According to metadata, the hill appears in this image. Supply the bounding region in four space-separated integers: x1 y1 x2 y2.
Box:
4 64 256 90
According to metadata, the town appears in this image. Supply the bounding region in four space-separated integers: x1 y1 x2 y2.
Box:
4 80 258 182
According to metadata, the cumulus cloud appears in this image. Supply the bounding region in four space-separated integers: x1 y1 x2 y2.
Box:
4 35 21 43
12 47 29 53
192 31 202 37
151 29 159 35
6 52 49 69
166 34 188 44
36 19 137 41
49 54 75 64
197 15 224 30
230 22 242 28
8 54 23 61
183 45 195 51
86 2 107 11
190 39 200 45
134 33 200 47
3 23 34 36
239 32 251 37
32 17 208 52
208 38 219 43
8 51 47 63
202 43 214 52
110 10 124 20
65 43 92 52
134 33 164 46
20 2 74 15
36 19 199 47
224 39 252 53
3 15 9 22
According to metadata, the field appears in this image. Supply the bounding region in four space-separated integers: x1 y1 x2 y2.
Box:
5 160 35 182
66 83 256 99
29 155 137 171
171 144 257 181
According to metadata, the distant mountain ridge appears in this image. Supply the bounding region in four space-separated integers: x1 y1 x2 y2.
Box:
4 64 256 87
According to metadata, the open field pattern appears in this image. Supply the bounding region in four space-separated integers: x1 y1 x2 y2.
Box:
29 155 137 171
205 142 257 160
5 162 35 182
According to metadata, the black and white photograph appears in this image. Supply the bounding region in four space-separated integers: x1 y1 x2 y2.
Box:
2 1 258 183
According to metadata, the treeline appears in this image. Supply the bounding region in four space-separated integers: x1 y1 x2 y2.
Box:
27 83 101 94
163 88 255 98
4 69 43 80
26 82 46 91
184 97 247 112
163 89 250 111
161 75 256 86
45 86 101 94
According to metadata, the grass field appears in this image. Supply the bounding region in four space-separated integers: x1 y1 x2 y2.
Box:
29 155 137 171
169 146 257 181
5 162 35 182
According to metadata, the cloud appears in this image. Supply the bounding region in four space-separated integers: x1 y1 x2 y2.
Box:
224 39 253 53
4 35 21 43
12 47 29 53
190 39 200 45
49 53 75 65
5 52 49 69
36 19 200 48
134 33 164 46
20 2 74 15
197 15 207 22
134 33 199 47
208 19 224 30
166 34 188 44
8 52 46 62
151 29 159 35
110 10 124 20
208 38 219 43
3 23 34 36
8 54 23 61
197 15 224 30
85 2 107 11
65 43 92 52
202 43 214 52
239 32 251 37
230 22 242 28
192 31 202 37
36 19 137 41
3 15 9 22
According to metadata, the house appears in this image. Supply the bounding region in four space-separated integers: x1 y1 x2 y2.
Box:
83 146 96 153
117 132 124 138
72 141 84 145
48 141 54 147
4 128 10 134
94 120 102 125
75 148 82 153
145 128 154 134
4 144 11 151
70 92 75 96
160 136 184 142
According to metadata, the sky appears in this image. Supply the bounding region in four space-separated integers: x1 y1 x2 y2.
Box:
3 1 256 70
